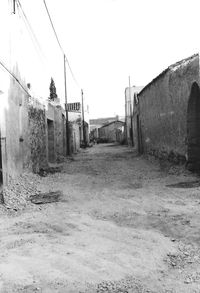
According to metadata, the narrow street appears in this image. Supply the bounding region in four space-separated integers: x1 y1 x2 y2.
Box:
1 144 200 292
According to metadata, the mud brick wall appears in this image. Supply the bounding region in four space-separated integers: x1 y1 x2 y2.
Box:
137 55 199 164
28 106 48 173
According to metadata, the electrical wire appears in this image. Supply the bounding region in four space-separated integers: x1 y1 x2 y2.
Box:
43 0 64 55
16 0 47 66
42 0 81 88
0 61 30 96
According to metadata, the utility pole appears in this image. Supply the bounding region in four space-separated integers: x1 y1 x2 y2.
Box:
81 89 86 147
125 88 128 145
64 54 70 155
13 0 16 14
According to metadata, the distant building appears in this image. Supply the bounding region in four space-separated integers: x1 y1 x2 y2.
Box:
98 120 125 143
89 115 125 140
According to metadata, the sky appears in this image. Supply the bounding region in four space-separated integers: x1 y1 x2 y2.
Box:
17 0 200 118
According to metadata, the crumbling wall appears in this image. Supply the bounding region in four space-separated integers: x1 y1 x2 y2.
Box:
137 54 199 164
54 106 65 162
1 65 49 183
28 105 47 173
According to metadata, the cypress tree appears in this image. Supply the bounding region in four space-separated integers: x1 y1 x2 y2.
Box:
49 78 57 101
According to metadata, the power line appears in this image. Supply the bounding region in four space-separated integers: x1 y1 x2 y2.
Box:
43 0 64 55
42 0 81 88
16 0 47 65
0 61 30 96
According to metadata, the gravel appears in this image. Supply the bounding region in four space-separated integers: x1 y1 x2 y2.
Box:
164 242 200 269
82 277 156 293
2 172 42 211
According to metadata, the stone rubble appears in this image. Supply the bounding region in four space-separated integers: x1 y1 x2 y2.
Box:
82 277 156 293
2 172 42 211
165 242 200 269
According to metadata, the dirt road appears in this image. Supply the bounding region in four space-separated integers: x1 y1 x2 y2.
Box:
1 144 200 292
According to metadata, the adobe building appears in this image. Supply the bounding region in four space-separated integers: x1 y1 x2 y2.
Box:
98 120 125 143
132 53 200 171
89 116 124 141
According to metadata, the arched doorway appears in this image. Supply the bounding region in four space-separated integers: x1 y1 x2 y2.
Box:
187 82 200 171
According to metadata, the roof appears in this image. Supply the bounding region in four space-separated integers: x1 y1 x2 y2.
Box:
99 120 125 129
138 53 199 96
89 116 118 126
125 86 144 97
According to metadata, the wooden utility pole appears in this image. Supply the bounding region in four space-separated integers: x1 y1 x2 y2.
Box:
125 89 128 144
64 54 70 155
81 89 86 147
13 0 16 14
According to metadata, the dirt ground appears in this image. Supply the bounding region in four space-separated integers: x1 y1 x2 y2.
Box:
1 144 200 292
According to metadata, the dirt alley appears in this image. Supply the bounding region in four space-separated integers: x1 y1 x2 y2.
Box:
1 143 200 292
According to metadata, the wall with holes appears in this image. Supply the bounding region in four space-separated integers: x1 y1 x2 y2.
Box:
135 54 199 164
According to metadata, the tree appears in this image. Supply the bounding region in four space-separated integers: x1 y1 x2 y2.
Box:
49 78 57 101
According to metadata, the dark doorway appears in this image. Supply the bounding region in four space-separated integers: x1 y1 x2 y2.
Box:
187 82 200 171
47 119 55 163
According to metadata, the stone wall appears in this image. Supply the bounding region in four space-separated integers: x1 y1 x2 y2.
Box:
28 104 48 173
134 54 199 164
1 69 49 181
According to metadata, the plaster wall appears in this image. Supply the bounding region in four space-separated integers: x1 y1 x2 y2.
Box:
136 55 199 163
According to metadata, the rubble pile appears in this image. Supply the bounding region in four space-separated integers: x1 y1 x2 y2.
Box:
2 172 42 211
165 243 200 269
94 277 153 293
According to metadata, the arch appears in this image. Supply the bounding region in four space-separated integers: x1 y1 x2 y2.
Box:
187 82 200 171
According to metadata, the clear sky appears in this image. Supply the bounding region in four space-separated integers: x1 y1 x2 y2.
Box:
20 0 200 118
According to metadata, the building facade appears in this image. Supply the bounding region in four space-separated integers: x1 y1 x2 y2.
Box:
98 121 125 143
89 116 124 141
0 1 80 187
132 54 200 170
